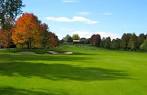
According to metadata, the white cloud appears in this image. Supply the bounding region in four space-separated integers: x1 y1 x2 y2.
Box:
62 0 79 3
70 30 120 39
46 16 98 24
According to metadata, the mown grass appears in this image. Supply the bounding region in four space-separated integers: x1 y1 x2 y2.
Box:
0 45 147 95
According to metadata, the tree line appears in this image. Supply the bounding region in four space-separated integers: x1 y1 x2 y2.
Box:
62 33 147 51
100 33 147 51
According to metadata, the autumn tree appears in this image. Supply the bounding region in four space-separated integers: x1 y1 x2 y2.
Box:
40 23 49 48
0 29 9 48
90 34 101 47
12 13 59 49
12 13 42 48
48 32 58 48
40 24 59 48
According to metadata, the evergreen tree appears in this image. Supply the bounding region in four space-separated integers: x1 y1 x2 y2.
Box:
140 39 147 51
121 33 132 49
104 37 111 49
111 38 121 49
137 34 146 49
127 33 138 50
63 35 73 43
100 38 105 48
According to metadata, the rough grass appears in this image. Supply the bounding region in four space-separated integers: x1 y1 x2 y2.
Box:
0 45 147 95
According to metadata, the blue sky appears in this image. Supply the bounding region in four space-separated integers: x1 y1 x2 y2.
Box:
22 0 147 39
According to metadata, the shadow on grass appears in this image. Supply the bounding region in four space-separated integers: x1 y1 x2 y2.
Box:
0 53 87 62
0 62 130 81
0 87 65 95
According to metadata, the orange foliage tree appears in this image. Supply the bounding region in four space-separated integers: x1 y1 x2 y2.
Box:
0 29 11 48
12 13 42 48
12 13 58 48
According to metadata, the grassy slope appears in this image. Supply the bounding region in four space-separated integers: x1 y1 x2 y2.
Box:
0 45 147 95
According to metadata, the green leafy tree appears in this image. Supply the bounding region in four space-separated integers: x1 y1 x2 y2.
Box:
40 23 51 48
121 33 132 49
63 35 73 43
137 34 146 49
111 38 121 49
140 39 147 51
72 34 80 40
127 33 138 50
104 37 111 48
0 0 24 48
80 38 88 44
38 23 59 48
100 38 105 48
0 0 24 29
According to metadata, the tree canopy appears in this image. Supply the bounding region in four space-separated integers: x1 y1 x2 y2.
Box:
0 0 24 29
90 34 101 47
140 39 147 51
72 34 80 40
12 13 58 48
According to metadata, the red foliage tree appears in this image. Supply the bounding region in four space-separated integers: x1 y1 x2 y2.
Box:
48 32 58 48
0 29 11 48
90 34 101 47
